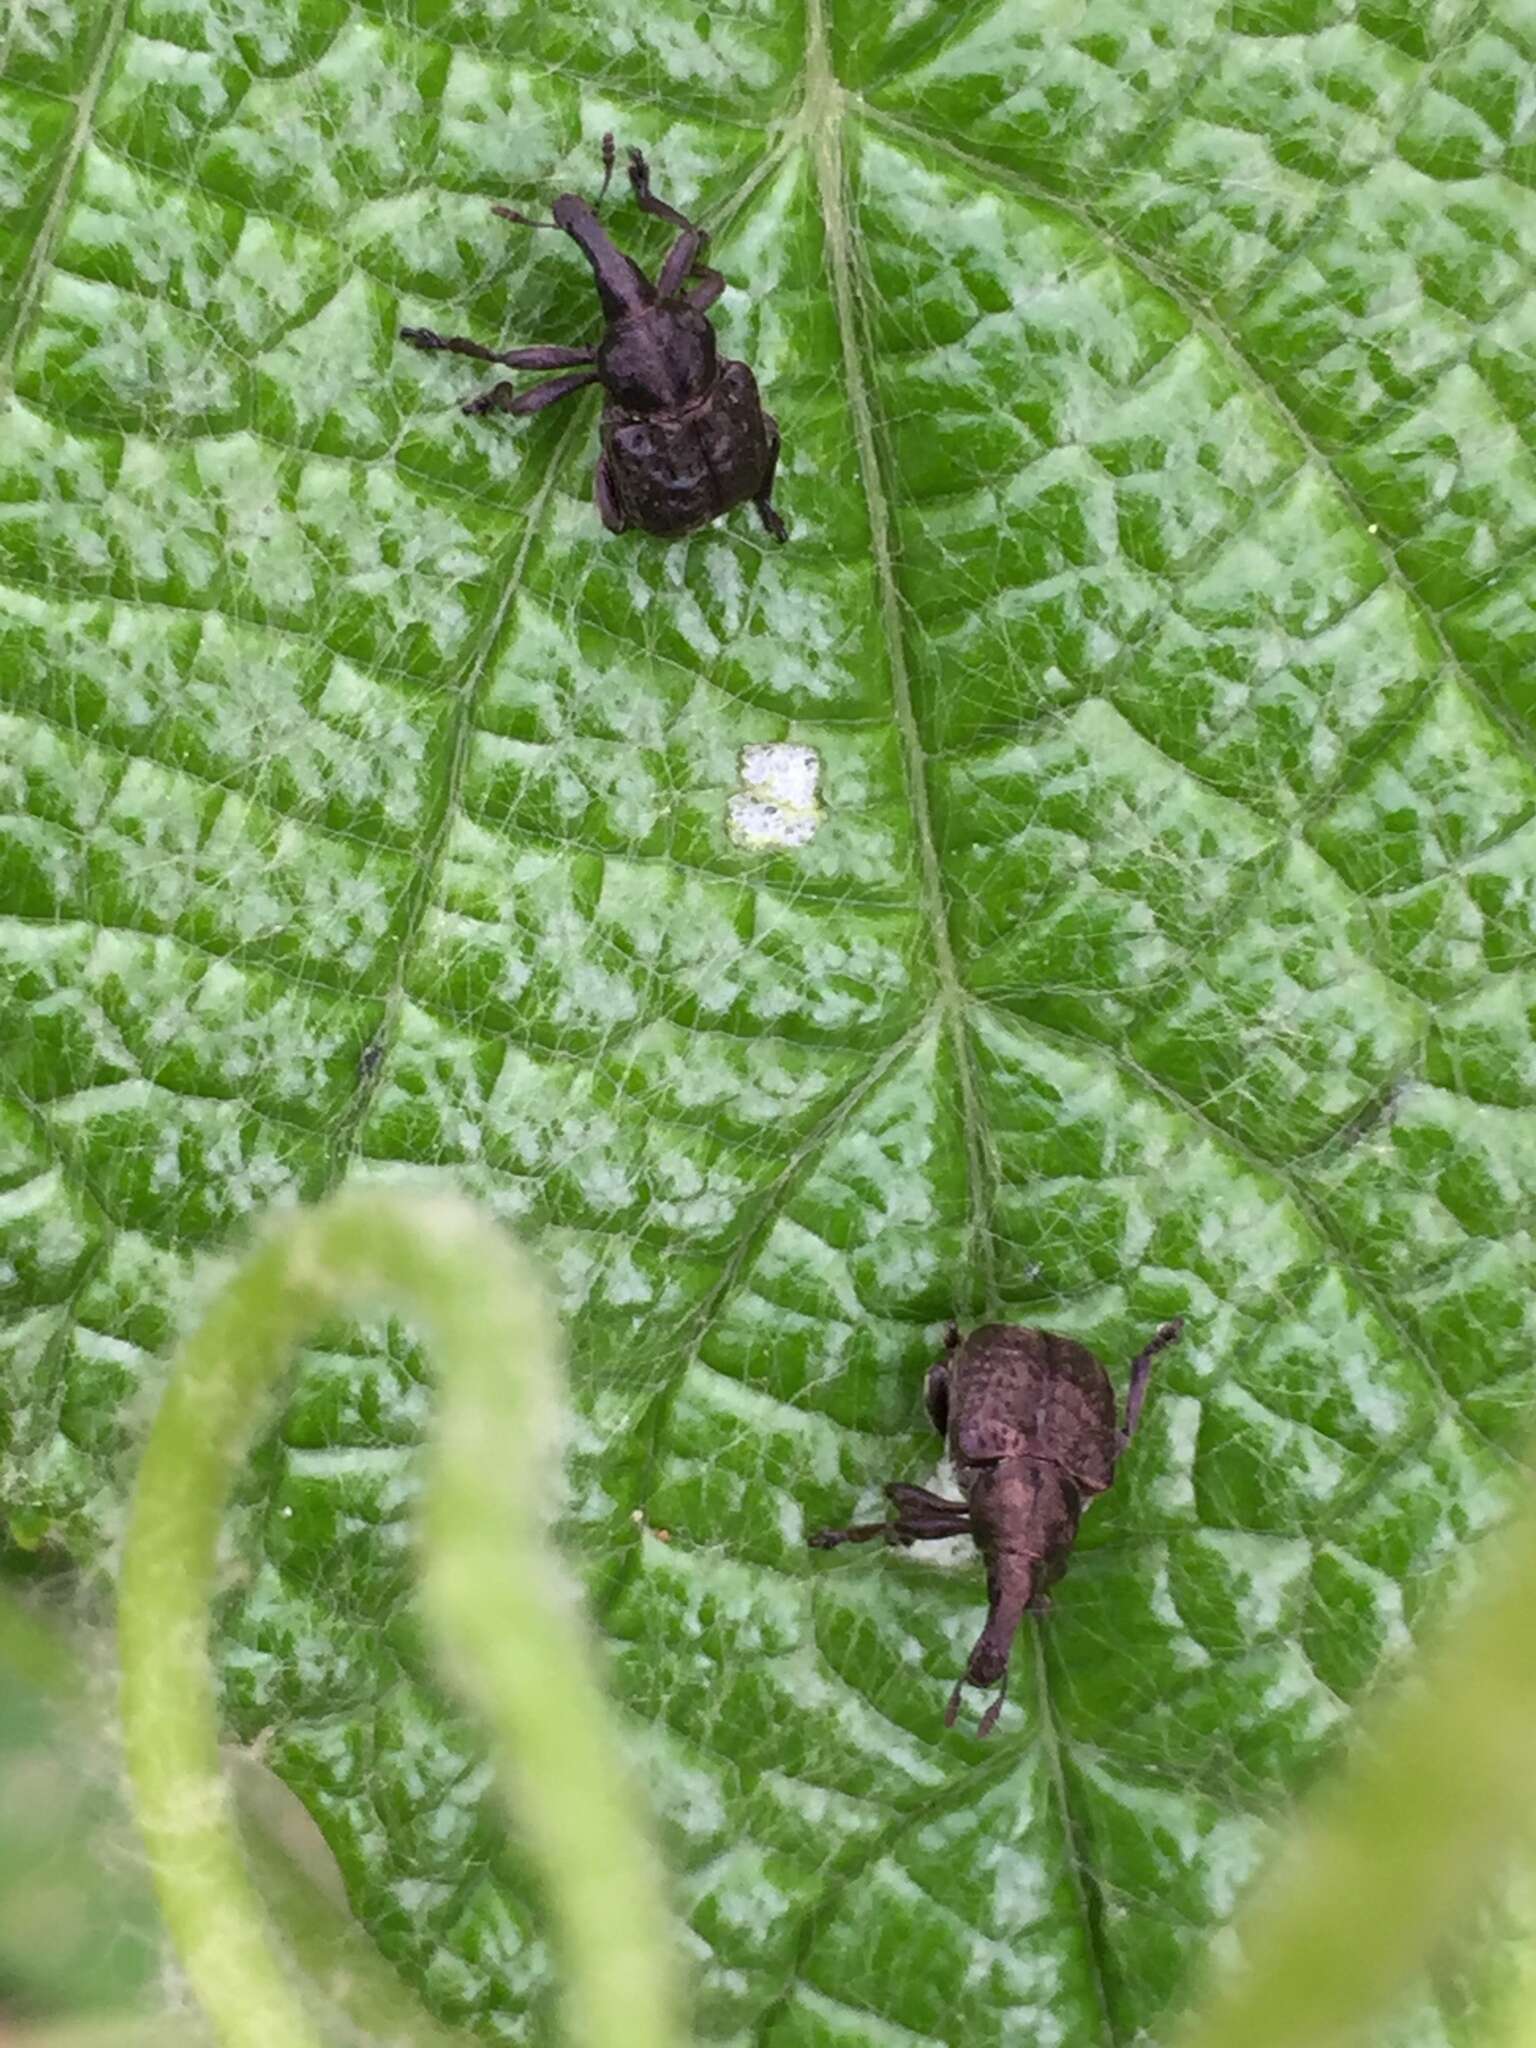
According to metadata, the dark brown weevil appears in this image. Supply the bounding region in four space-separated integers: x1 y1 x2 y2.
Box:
399 134 786 543
810 1317 1184 1737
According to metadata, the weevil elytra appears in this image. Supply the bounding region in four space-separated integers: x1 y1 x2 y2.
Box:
400 135 786 543
810 1317 1184 1737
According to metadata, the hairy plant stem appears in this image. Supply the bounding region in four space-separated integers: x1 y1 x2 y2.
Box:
118 1189 683 2048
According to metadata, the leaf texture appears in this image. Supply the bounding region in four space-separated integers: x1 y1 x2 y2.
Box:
3 0 1536 2039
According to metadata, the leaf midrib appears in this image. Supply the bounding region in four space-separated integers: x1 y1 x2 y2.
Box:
0 0 130 378
730 8 1122 2044
803 0 999 1317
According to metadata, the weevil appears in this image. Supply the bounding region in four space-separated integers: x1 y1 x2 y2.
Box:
400 135 786 543
809 1317 1184 1737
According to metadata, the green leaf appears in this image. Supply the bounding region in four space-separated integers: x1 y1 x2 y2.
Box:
3 0 1535 2040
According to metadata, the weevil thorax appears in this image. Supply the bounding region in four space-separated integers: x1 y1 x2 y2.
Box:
598 304 718 413
947 1323 1120 1494
962 1458 1082 1552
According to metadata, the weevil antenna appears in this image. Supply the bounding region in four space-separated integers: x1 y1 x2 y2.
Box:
492 203 560 230
594 132 616 211
495 133 616 230
977 1669 1009 1739
1121 1315 1185 1444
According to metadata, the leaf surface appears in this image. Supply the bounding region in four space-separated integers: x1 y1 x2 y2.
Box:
4 0 1536 2039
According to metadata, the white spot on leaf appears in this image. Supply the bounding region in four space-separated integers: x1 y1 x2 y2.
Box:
726 742 823 849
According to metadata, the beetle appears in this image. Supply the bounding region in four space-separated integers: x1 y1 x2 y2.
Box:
809 1316 1184 1737
399 135 787 543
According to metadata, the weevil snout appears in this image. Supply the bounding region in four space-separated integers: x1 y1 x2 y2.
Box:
965 1639 1009 1687
946 1659 1010 1740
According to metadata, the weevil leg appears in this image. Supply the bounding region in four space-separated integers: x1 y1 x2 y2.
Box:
401 327 596 370
1118 1316 1184 1451
683 267 726 313
893 1510 973 1541
595 131 616 209
923 1361 950 1440
885 1482 966 1519
628 147 722 302
657 226 710 300
808 1511 968 1549
498 344 597 368
753 413 788 543
808 1519 894 1549
627 145 697 234
462 368 599 417
976 1669 1009 1740
809 1488 970 1550
461 381 518 414
594 453 626 533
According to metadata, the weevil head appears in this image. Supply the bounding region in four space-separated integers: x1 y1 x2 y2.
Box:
960 1540 1040 1691
964 1633 1011 1688
948 1631 1013 1739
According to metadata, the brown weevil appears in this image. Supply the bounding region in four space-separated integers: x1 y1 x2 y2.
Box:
400 135 787 543
809 1316 1184 1737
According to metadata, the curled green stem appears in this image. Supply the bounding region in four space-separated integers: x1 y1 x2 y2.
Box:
118 1188 683 2048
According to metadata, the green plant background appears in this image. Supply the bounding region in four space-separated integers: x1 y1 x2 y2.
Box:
3 0 1536 2040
